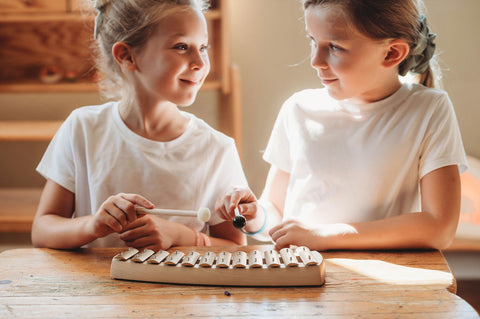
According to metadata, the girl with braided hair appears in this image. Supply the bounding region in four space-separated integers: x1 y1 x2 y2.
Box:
32 0 248 250
216 0 468 251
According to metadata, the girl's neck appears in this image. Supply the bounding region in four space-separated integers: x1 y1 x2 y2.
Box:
347 77 402 105
118 99 190 142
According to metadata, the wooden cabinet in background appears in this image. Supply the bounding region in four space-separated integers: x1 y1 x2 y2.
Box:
0 0 242 233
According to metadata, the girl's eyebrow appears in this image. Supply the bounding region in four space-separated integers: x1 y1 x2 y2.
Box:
306 27 350 42
307 33 349 42
166 33 187 39
167 32 208 40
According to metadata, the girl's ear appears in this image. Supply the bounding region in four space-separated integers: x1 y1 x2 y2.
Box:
383 39 410 69
112 42 136 71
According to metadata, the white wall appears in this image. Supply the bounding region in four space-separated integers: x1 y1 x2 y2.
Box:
229 0 480 195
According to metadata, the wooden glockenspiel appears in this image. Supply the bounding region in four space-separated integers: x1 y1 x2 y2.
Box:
110 246 325 286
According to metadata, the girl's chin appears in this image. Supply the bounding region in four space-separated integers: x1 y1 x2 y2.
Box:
169 89 200 107
325 87 345 101
175 96 197 107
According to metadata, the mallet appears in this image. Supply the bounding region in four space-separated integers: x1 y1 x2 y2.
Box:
233 206 247 229
136 206 211 222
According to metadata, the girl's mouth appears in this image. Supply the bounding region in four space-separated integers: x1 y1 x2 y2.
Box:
180 79 201 85
320 78 338 85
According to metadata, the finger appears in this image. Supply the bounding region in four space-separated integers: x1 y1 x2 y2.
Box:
97 211 122 233
123 235 154 250
229 191 244 210
272 232 292 250
269 222 285 237
119 224 144 241
103 201 129 230
224 197 236 219
238 203 258 220
122 215 148 232
270 224 291 243
119 193 154 209
112 196 139 224
230 188 256 208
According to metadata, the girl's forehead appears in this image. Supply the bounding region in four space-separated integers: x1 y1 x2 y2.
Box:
305 4 355 39
153 8 208 38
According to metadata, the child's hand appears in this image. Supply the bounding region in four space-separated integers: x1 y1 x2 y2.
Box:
119 215 178 251
269 220 327 251
89 193 154 239
215 186 261 225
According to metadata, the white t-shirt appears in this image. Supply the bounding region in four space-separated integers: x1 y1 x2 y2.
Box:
263 83 468 224
37 102 247 247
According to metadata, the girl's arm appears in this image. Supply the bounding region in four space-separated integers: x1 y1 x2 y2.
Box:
270 165 461 250
209 222 246 246
32 180 96 249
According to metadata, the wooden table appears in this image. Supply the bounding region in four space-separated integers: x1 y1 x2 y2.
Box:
0 246 478 318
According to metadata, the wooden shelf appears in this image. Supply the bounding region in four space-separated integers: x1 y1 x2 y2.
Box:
0 188 41 233
0 121 62 141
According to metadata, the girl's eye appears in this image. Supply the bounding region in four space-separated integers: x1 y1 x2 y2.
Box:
200 45 210 53
174 44 188 50
307 35 316 47
329 43 343 52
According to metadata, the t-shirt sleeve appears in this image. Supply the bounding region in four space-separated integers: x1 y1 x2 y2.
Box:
419 92 468 178
36 114 76 193
262 97 293 173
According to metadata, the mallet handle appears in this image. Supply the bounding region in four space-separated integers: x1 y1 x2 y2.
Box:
136 207 197 217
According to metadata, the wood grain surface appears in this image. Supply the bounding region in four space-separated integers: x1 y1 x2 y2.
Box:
0 246 478 318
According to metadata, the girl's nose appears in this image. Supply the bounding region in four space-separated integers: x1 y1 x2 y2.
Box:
190 51 208 70
311 47 328 69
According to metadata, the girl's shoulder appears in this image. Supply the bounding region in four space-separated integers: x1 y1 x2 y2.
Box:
402 83 453 115
288 88 331 104
67 101 117 125
181 111 236 148
283 88 336 112
406 83 450 103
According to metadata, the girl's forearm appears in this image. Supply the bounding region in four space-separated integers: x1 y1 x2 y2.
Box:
31 214 97 249
321 211 456 251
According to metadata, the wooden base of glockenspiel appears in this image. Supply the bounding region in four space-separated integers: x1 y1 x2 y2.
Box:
110 246 326 287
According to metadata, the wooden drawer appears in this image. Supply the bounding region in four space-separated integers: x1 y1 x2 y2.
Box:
0 0 66 13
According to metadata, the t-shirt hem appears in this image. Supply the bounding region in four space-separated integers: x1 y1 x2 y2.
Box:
420 157 468 179
36 167 75 193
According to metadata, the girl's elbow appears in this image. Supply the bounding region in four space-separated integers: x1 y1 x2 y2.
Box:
426 221 458 250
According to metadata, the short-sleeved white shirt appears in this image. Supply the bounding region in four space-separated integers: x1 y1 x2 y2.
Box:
37 102 247 247
263 83 468 224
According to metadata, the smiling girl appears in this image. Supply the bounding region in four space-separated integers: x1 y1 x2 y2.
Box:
216 0 468 251
32 0 247 250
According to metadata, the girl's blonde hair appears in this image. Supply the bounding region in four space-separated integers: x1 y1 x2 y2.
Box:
93 0 209 99
302 0 439 88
